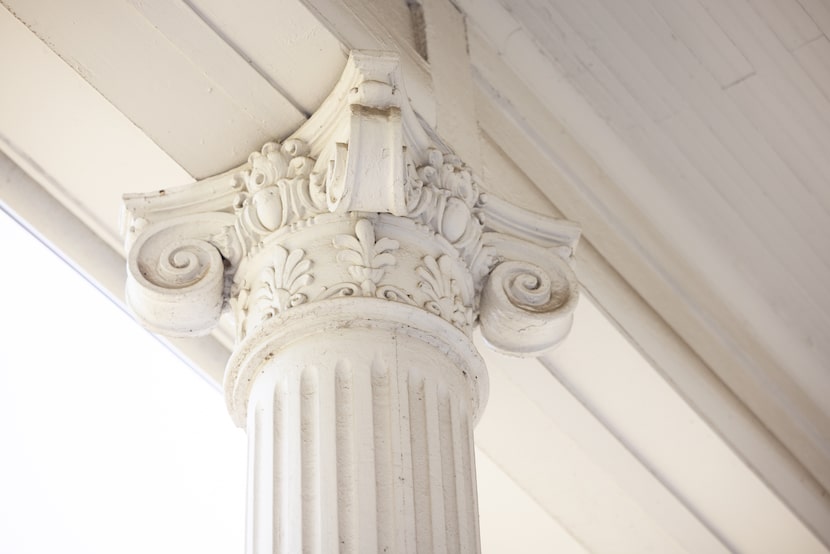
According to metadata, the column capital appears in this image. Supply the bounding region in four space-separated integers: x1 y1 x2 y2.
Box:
122 48 579 373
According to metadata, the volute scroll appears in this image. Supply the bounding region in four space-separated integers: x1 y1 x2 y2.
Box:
125 213 241 337
478 232 579 356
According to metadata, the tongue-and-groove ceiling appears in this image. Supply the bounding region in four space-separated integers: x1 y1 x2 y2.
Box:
1 0 828 551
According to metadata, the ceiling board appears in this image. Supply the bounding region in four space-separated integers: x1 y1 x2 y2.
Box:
0 0 336 178
461 0 830 504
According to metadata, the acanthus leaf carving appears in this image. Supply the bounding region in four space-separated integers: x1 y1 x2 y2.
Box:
250 247 314 318
333 218 399 296
417 255 473 329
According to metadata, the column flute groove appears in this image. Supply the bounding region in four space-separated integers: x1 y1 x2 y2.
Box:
335 362 357 553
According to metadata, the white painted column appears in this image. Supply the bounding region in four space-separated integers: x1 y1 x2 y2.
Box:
122 51 579 554
239 312 481 553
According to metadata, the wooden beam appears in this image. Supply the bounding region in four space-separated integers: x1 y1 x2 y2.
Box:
1 0 308 178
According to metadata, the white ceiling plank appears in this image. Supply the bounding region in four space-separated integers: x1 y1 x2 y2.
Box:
298 0 437 128
467 26 830 543
596 0 830 268
659 106 830 276
489 0 640 133
466 0 830 495
538 0 688 123
745 68 830 184
693 0 830 203
541 298 828 554
797 0 830 37
475 345 690 554
421 0 481 171
479 133 567 218
504 0 683 125
658 109 830 348
795 36 830 102
728 73 830 213
647 0 755 89
476 448 589 554
0 4 192 249
576 235 830 554
569 0 830 407
600 112 830 494
725 71 830 236
186 0 348 116
698 0 830 136
0 0 305 179
747 0 823 51
123 0 312 121
477 323 733 554
560 66 830 436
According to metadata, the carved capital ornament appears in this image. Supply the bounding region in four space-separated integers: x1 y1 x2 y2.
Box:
123 51 579 552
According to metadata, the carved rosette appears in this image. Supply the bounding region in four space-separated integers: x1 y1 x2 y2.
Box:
123 50 580 412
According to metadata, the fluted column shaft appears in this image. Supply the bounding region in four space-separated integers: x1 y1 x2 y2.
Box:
241 310 481 554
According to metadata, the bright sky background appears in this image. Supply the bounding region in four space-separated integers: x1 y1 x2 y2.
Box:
0 209 247 553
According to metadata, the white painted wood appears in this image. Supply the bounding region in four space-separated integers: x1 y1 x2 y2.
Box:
574 239 830 554
515 0 686 123
244 324 480 553
477 322 732 554
0 0 307 178
796 36 830 101
477 345 689 554
797 0 830 37
122 0 310 120
462 0 830 511
597 0 830 266
699 0 830 169
647 0 755 89
421 0 481 171
475 448 589 554
748 0 822 51
298 0 437 127
187 0 347 115
0 3 193 250
465 15 830 545
541 298 827 554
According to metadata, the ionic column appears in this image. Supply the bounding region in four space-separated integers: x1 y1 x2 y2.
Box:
122 51 579 553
